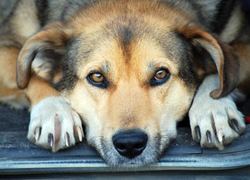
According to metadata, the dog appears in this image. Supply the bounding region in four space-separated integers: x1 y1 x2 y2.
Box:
0 0 249 166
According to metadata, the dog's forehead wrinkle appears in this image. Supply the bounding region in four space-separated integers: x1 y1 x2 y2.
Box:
77 35 97 61
147 63 157 73
118 26 133 46
154 31 186 62
115 25 136 64
101 61 111 73
105 17 152 65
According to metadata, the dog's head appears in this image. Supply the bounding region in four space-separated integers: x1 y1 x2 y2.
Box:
17 1 239 166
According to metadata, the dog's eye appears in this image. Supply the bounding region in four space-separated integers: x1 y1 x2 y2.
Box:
150 68 170 86
87 72 109 88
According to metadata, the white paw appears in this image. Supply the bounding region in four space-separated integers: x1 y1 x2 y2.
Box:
27 96 84 152
189 75 246 150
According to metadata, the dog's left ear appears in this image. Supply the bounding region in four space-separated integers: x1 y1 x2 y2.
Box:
16 22 73 89
179 24 239 99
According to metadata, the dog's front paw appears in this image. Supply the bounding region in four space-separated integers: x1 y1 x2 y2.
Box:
27 96 84 152
189 75 246 150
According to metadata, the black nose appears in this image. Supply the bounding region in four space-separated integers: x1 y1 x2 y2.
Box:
112 129 148 159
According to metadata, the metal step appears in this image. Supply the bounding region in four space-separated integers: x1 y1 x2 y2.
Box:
0 105 249 175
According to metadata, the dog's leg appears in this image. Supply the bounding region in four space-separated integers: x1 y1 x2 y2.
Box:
0 45 83 152
189 74 246 149
25 77 84 152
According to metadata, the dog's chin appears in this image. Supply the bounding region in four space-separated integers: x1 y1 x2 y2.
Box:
89 137 166 167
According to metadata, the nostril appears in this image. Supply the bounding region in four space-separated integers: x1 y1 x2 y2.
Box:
134 143 145 151
112 129 148 159
116 143 127 152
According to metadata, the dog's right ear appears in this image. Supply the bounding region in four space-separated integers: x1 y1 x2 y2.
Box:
178 24 239 99
16 22 73 89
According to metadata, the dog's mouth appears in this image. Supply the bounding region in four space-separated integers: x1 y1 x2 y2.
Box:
87 129 170 166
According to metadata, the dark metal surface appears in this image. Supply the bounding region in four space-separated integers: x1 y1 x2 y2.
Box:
0 105 249 175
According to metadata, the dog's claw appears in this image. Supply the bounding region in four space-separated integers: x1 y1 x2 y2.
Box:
206 131 212 144
195 126 201 142
48 133 54 149
75 126 83 142
34 127 41 142
229 119 240 134
217 130 225 144
65 132 70 147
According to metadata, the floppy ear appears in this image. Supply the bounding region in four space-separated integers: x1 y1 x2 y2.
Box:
16 22 72 89
179 25 239 99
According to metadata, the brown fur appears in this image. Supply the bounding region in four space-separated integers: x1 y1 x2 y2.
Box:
233 43 250 93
